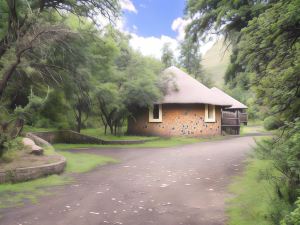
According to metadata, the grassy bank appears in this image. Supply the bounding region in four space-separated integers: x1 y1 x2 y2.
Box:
53 135 228 150
0 150 116 209
227 158 291 225
23 126 157 141
240 125 266 135
81 128 157 141
59 151 117 173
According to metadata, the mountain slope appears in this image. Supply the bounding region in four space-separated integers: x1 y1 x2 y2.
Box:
202 39 231 88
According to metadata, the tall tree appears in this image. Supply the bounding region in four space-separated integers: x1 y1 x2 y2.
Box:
91 29 163 135
0 0 120 99
185 0 275 84
178 37 213 86
237 0 300 124
186 0 300 222
161 42 175 68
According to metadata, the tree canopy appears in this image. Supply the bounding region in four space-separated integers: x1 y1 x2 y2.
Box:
185 0 300 223
0 0 164 145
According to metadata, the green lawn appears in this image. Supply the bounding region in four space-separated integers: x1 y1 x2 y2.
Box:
227 159 290 225
59 151 117 173
81 128 157 141
240 125 267 135
23 126 158 141
0 175 70 209
247 120 264 126
0 149 116 209
23 125 58 133
53 135 227 150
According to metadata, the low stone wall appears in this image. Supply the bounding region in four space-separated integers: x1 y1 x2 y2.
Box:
29 130 151 145
28 130 104 144
0 133 66 184
103 140 146 145
0 156 66 184
0 130 153 184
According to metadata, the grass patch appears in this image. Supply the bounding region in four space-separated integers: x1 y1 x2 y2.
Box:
240 125 267 136
0 137 24 163
0 149 116 209
53 136 227 150
247 120 264 126
23 125 58 133
81 128 157 141
59 151 117 173
0 175 70 209
227 159 289 225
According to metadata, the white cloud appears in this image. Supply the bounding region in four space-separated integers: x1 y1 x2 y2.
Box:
120 0 138 13
171 17 191 41
171 16 217 55
129 34 179 59
128 16 215 59
97 12 215 60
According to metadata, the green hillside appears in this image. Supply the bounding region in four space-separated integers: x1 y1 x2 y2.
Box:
202 39 231 88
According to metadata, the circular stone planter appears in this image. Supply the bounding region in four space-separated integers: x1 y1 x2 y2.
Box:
0 133 66 184
0 156 66 184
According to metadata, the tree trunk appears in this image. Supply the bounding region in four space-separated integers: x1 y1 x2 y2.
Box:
76 109 82 133
0 58 20 99
114 125 117 136
0 37 9 59
104 124 107 135
109 123 114 134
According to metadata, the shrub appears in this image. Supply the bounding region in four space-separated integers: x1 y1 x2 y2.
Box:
0 133 9 157
0 138 24 163
264 116 284 130
281 198 300 225
255 120 300 223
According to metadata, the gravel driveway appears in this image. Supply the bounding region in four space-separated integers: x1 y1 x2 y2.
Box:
0 136 256 225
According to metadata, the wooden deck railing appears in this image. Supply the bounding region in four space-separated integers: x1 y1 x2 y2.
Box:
221 111 248 126
222 111 238 125
239 113 248 124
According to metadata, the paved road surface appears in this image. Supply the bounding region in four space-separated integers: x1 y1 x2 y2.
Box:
0 136 256 225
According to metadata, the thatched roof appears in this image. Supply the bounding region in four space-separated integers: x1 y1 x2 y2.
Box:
159 66 231 106
211 87 248 109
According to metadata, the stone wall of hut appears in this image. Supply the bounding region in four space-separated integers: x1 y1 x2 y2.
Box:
127 104 221 137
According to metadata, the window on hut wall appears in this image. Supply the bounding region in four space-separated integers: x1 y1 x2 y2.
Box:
205 104 216 122
149 104 162 122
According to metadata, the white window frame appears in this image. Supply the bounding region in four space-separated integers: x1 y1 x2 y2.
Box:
149 104 162 123
205 104 216 123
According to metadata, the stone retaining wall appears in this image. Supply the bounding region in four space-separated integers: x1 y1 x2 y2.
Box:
0 156 66 184
29 130 150 145
0 133 66 184
103 140 146 145
28 130 104 144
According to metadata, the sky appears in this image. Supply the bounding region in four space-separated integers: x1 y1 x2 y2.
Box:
117 0 215 59
122 0 186 38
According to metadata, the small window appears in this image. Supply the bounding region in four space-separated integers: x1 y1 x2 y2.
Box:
149 104 162 122
205 104 216 122
153 104 160 119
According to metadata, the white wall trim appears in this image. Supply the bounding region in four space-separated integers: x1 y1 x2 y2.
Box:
149 104 162 123
205 104 216 123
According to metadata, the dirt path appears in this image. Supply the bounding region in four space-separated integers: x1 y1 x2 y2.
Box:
0 136 256 225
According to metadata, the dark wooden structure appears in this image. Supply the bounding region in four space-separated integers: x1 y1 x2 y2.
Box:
221 110 248 135
211 87 248 135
